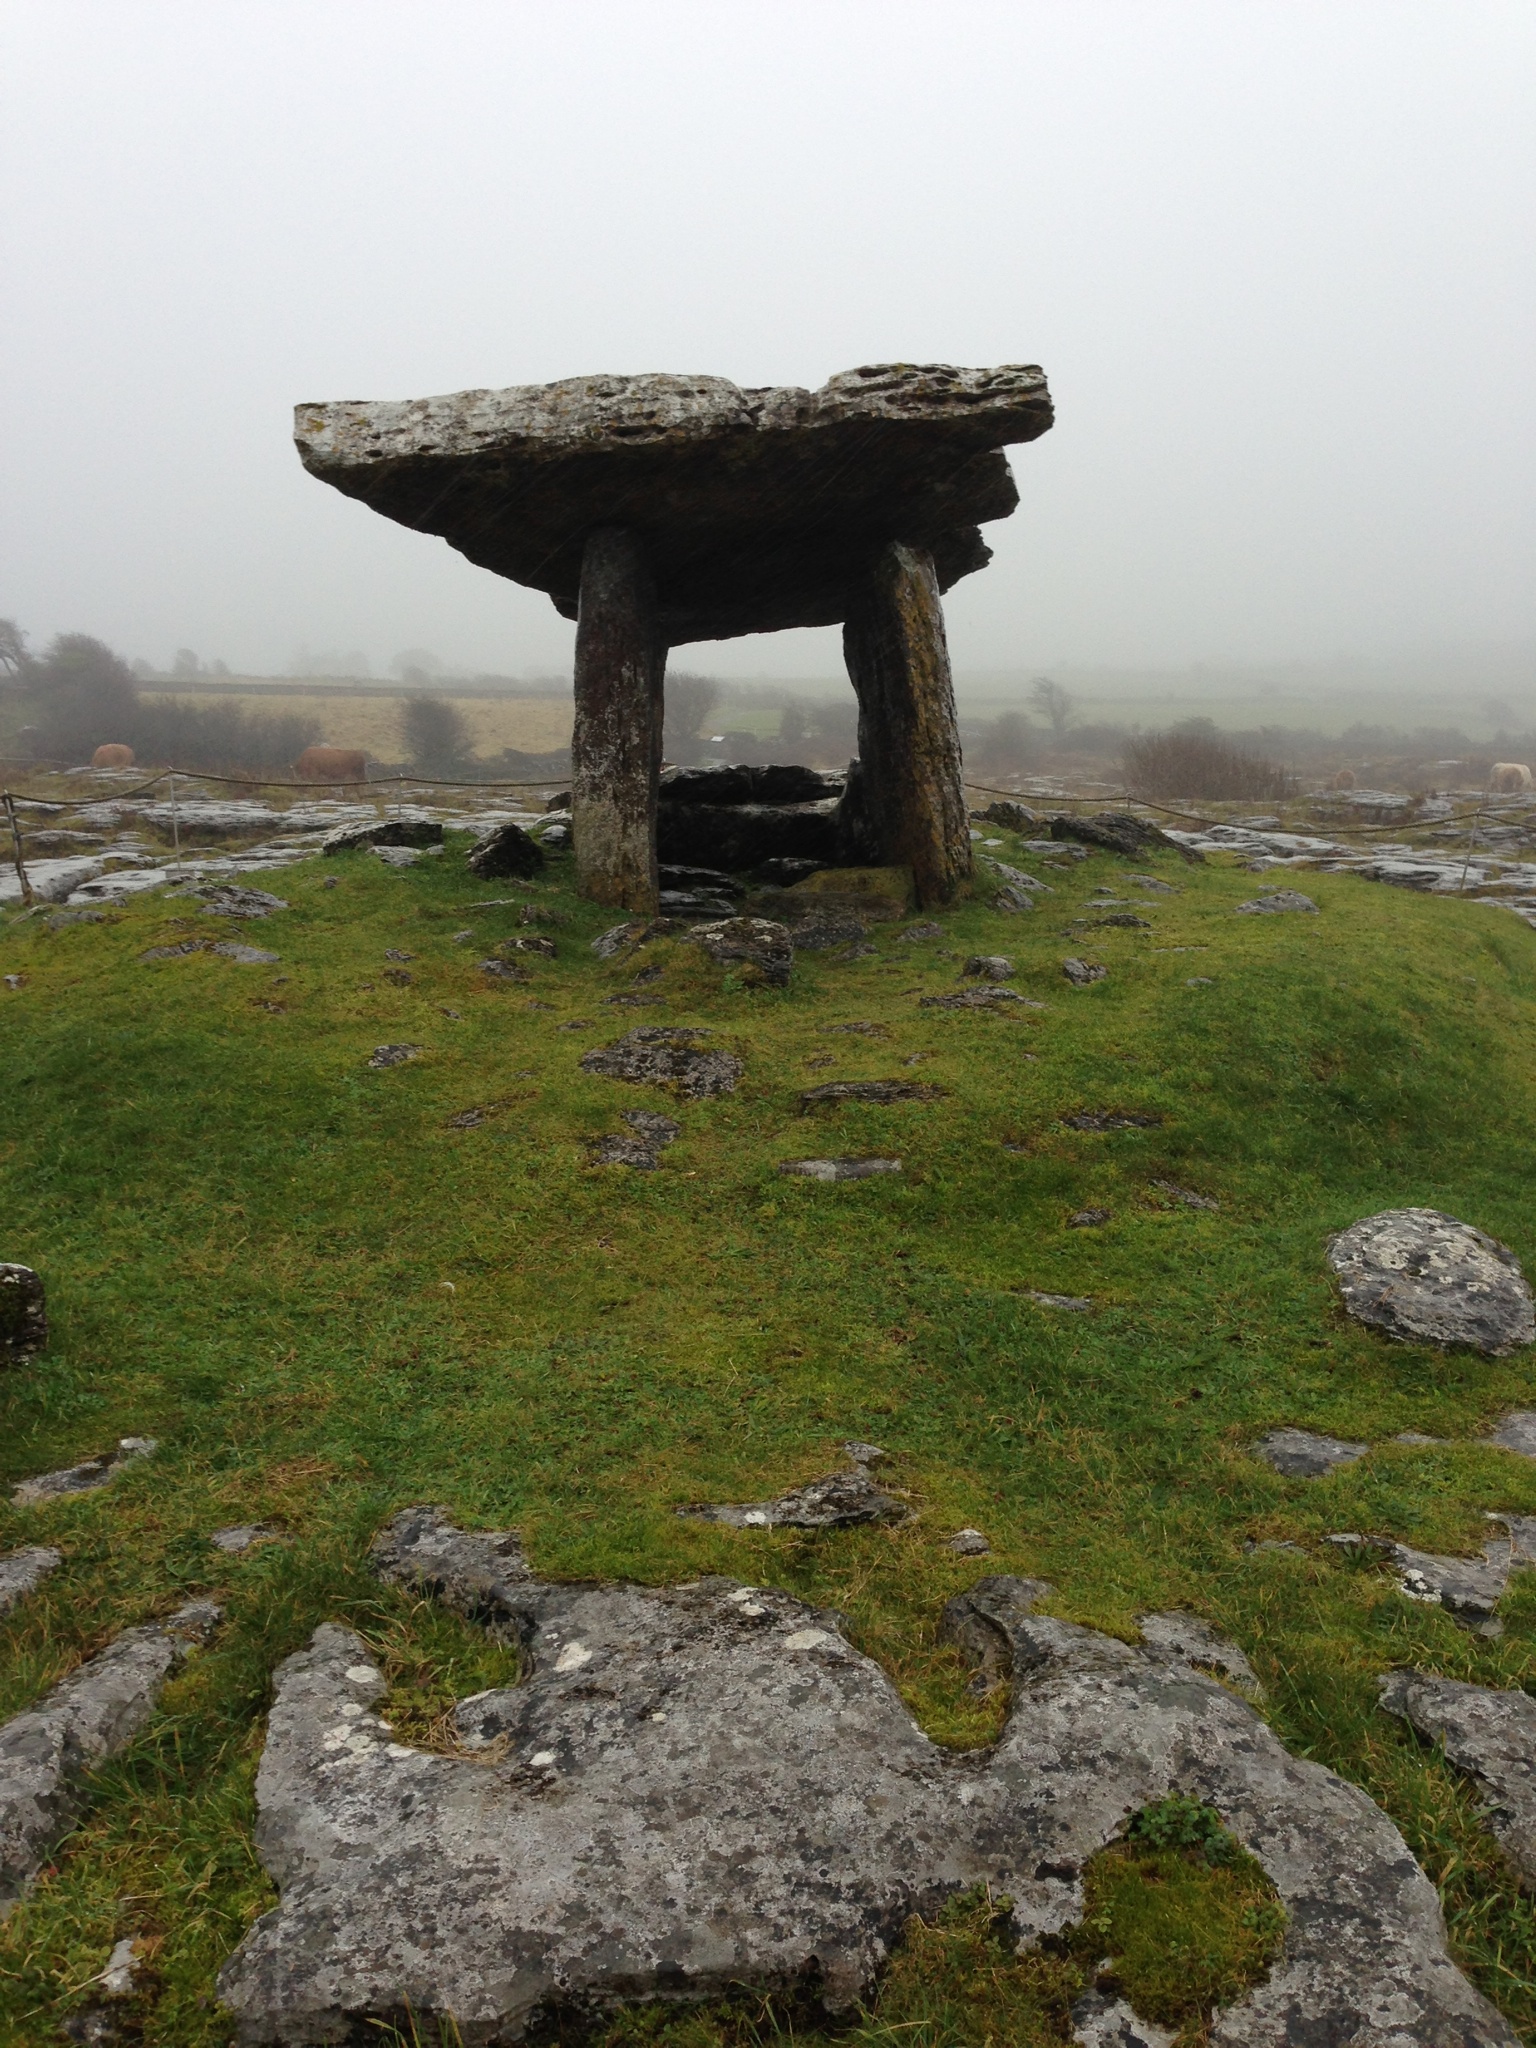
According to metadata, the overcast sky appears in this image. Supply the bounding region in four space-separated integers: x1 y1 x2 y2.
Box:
3 1 1533 684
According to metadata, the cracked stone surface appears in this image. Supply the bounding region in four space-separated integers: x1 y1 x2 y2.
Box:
1072 1990 1175 2047
580 1027 742 1100
778 1157 902 1182
1234 889 1318 915
919 986 1040 1010
1379 1669 1536 1882
798 1080 945 1111
1378 1517 1536 1635
367 1044 421 1070
218 1519 1516 2044
1326 1208 1535 1355
295 364 1054 645
588 1110 681 1170
321 818 443 854
0 1600 221 1913
685 916 794 987
1136 1613 1261 1695
1487 1412 1536 1458
677 1465 906 1528
12 1438 156 1508
0 1546 61 1614
196 885 290 918
1253 1428 1369 1479
1063 958 1108 986
0 1263 47 1363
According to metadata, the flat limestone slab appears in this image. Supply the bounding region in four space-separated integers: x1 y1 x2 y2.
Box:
216 1509 1515 2047
295 364 1053 643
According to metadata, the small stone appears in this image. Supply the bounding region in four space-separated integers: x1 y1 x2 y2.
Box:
373 844 422 867
197 884 289 918
962 955 1014 980
139 939 207 962
1075 912 1151 930
1128 873 1177 894
1068 1208 1111 1228
211 943 281 965
451 929 474 943
842 1442 888 1464
383 967 412 986
1380 1669 1536 1881
900 922 945 942
497 935 556 959
1235 888 1318 914
0 1264 47 1362
1253 1428 1368 1479
1061 1110 1162 1132
13 1437 156 1507
2 975 23 991
1186 975 1214 986
322 819 442 854
679 1465 906 1529
97 1935 146 1998
1147 1178 1219 1210
919 987 1041 1011
467 821 545 880
321 876 339 889
209 1524 286 1554
798 1080 945 1111
1062 958 1107 986
589 1110 682 1170
0 1545 61 1613
778 1157 902 1182
947 1528 990 1557
686 916 794 988
1487 1412 1536 1458
581 1027 742 1100
1327 1209 1534 1355
367 1044 421 1069
1024 1290 1092 1311
384 949 414 961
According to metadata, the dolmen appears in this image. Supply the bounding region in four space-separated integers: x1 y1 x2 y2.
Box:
294 363 1054 911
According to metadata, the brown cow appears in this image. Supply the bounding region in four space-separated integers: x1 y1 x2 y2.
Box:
1490 761 1533 793
91 743 135 768
1328 767 1356 790
294 745 367 788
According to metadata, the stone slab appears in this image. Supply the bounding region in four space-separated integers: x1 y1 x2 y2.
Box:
1380 1669 1536 1881
1326 1209 1535 1355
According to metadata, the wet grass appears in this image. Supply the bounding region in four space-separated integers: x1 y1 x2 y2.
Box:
3 826 1536 2039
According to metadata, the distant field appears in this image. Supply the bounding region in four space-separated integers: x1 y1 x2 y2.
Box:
144 690 574 761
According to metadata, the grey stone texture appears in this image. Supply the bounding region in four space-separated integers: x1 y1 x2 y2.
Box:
12 1438 156 1508
1488 1412 1536 1458
588 1110 681 1170
0 1600 220 1913
1136 1612 1261 1695
1234 889 1318 915
1382 1517 1536 1635
1063 958 1108 986
685 916 794 987
778 1157 902 1183
0 1546 61 1614
798 1080 945 1111
1379 1668 1536 1881
962 954 1015 979
678 1465 906 1529
919 986 1040 1010
196 884 291 916
366 1044 421 1070
1148 1179 1220 1211
0 1264 47 1363
211 943 280 965
1071 1990 1174 2048
1253 1428 1368 1479
1326 1208 1535 1355
321 819 442 855
1050 813 1195 862
214 1528 1519 2045
973 800 1039 832
580 1026 742 1100
467 821 545 881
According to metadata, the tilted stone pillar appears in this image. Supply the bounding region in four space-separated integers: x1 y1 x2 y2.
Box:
842 541 971 906
572 528 666 912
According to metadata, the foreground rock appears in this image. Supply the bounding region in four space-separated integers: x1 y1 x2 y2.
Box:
322 818 443 854
1050 813 1195 861
218 1521 1515 2046
0 1546 61 1614
685 916 794 987
12 1438 156 1508
798 1080 945 1111
1487 1413 1536 1458
0 1600 220 1912
1234 889 1318 915
1379 1670 1536 1881
0 1264 47 1363
1253 1428 1368 1479
580 1027 742 1100
1326 1209 1535 1355
1347 1517 1536 1635
467 821 545 880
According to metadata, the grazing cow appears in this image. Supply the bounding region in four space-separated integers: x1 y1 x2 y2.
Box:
294 745 367 787
1328 767 1356 790
91 743 135 768
1490 762 1533 793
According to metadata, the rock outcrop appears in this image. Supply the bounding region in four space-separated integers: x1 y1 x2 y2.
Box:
1380 1669 1536 1881
1326 1209 1535 1355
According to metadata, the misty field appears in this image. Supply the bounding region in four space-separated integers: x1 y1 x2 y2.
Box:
4 829 1536 2042
143 688 577 764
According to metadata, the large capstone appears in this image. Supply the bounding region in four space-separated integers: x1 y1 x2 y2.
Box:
215 1511 1516 2046
1326 1208 1535 1354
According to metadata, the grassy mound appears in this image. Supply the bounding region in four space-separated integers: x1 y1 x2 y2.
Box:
4 825 1536 2042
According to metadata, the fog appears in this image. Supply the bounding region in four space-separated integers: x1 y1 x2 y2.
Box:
3 1 1533 697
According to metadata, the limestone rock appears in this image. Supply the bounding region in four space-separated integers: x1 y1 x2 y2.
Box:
778 1157 902 1182
1051 814 1194 861
580 1026 742 1099
295 364 1054 645
946 1528 991 1557
219 1533 1516 2045
0 1600 220 1912
662 766 837 806
1235 889 1318 915
589 917 685 960
678 1466 906 1529
1365 1518 1536 1635
1252 1428 1368 1479
374 844 424 867
1328 1209 1535 1355
1137 1612 1261 1694
919 986 1039 1010
210 943 280 965
1063 958 1108 986
322 818 443 854
1379 1669 1536 1880
974 800 1038 832
1061 1111 1161 1132
1025 1291 1093 1312
798 1080 945 1111
685 916 794 987
367 1044 422 1069
12 1438 156 1508
0 1265 47 1363
210 1525 287 1555
588 1110 680 1170
467 821 545 880
0 1546 61 1614
1072 1990 1175 2048
1069 1208 1112 1229
962 954 1014 980
1487 1413 1536 1458
1148 1179 1219 1211
196 885 290 917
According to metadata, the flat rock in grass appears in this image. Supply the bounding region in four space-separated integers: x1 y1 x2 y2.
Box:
196 885 289 918
1379 1669 1536 1881
0 1598 221 1912
783 909 868 950
139 938 208 962
1487 1413 1536 1458
1069 1208 1112 1228
974 800 1039 832
219 1525 1515 2047
678 1466 907 1529
1025 1290 1093 1312
590 917 686 960
1326 1209 1535 1356
1071 1989 1175 2048
798 1080 945 1111
0 1265 47 1363
900 921 945 942
1061 1110 1161 1132
1149 1178 1219 1210
946 1528 991 1557
589 1110 681 1170
1235 889 1318 915
210 1525 287 1555
919 986 1040 1011
211 942 281 965
12 1438 156 1508
321 818 443 854
467 820 544 880
779 1157 902 1182
1253 1428 1368 1479
480 957 531 982
0 1546 61 1614
373 844 423 867
1050 813 1196 862
581 1027 742 1100
963 954 1014 980
1350 1518 1536 1636
1062 957 1108 986
1137 1612 1261 1695
686 916 794 988
367 1044 421 1069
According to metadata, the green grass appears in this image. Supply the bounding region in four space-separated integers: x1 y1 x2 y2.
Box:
4 826 1536 2041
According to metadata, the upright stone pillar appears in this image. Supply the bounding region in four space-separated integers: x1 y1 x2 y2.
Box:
572 528 666 912
842 541 971 905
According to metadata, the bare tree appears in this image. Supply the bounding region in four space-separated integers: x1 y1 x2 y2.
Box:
1029 676 1073 740
0 619 27 689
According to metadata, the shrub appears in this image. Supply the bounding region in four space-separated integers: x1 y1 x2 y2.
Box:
1123 726 1293 801
132 698 321 776
400 695 474 779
